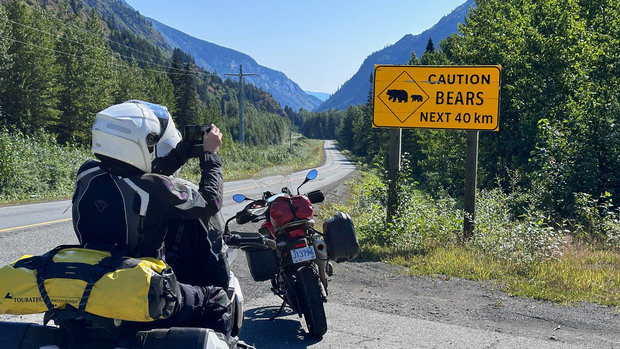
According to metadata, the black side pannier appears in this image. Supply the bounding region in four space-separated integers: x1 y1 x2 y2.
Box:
323 212 359 262
245 247 279 281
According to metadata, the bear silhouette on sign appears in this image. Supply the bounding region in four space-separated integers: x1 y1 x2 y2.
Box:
411 94 423 102
386 89 408 103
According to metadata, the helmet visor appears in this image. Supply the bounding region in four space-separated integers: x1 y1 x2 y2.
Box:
137 101 170 138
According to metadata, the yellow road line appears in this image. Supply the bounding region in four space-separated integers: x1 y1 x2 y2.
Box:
2 166 344 233
0 218 71 233
224 186 256 194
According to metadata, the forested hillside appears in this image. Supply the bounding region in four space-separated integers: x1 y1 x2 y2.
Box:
300 0 620 248
0 0 289 146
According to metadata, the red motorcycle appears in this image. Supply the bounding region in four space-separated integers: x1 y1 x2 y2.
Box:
224 169 359 338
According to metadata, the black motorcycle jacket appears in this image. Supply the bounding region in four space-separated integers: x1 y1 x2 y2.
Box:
71 152 224 259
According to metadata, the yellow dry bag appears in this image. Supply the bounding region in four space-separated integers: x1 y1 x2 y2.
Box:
0 245 177 322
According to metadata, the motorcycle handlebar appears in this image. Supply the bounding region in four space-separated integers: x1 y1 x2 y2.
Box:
226 233 276 249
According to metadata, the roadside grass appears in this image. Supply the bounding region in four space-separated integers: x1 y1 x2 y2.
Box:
0 129 92 203
324 168 620 308
0 128 324 204
360 244 620 307
511 246 620 306
180 137 324 183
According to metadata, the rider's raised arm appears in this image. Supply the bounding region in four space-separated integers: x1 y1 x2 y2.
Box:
198 151 223 214
139 175 214 220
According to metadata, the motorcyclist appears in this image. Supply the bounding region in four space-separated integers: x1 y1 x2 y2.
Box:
71 100 231 338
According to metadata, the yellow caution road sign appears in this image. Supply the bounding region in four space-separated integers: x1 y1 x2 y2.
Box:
373 65 502 131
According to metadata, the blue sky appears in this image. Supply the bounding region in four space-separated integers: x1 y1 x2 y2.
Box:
123 0 467 94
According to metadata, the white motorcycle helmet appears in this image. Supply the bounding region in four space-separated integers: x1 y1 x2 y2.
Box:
92 100 182 173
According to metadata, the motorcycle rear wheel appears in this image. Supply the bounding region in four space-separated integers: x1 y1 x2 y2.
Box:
295 265 327 338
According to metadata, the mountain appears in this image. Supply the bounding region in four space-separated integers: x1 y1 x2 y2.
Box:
148 18 323 112
80 0 322 111
82 0 168 48
317 0 476 111
305 91 330 102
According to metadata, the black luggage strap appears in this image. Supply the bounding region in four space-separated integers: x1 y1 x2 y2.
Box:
14 245 139 313
12 245 78 311
77 252 135 312
286 197 300 220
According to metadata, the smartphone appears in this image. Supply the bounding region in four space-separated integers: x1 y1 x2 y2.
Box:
183 125 212 143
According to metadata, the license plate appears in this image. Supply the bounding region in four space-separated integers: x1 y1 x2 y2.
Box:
291 246 316 264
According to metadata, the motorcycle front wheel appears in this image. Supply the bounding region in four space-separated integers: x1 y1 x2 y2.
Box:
295 265 327 338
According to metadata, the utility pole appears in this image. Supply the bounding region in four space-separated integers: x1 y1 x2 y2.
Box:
224 65 258 145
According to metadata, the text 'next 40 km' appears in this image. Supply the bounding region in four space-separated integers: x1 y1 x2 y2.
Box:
373 65 502 131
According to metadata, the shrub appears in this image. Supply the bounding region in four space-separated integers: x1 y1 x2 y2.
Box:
348 169 566 269
179 137 323 182
351 171 461 253
572 192 620 251
0 128 91 201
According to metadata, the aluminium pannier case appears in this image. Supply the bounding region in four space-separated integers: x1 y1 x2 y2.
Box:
323 212 359 262
0 245 177 322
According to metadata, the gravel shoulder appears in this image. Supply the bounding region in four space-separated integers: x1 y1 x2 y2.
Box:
326 261 619 348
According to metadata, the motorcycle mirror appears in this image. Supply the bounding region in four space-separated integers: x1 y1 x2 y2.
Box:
306 169 318 181
233 194 247 203
297 169 318 194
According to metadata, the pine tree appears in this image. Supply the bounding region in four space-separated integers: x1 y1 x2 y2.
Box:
142 65 177 114
0 0 60 134
170 57 201 127
406 51 420 65
111 60 147 104
55 10 114 144
0 6 12 125
425 37 435 53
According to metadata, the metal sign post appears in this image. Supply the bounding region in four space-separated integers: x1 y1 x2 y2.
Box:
463 130 479 240
387 128 402 222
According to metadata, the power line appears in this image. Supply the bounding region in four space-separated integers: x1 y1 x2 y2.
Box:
1 4 227 90
1 2 238 82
